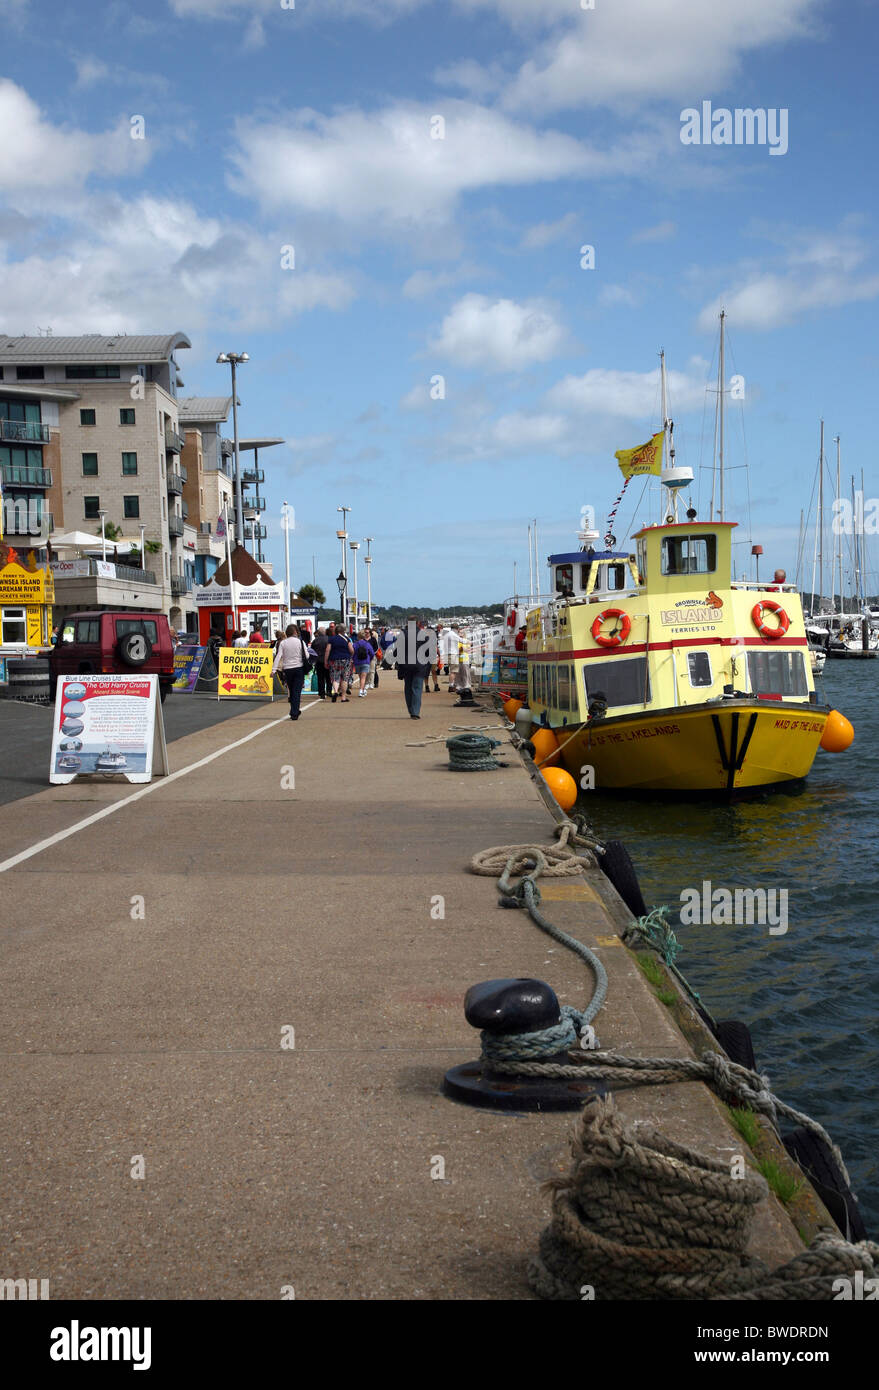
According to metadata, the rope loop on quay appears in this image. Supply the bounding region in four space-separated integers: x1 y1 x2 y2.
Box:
446 732 503 771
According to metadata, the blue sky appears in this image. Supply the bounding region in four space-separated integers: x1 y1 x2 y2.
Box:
2 0 877 604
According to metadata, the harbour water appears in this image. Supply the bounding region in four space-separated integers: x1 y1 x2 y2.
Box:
581 662 879 1233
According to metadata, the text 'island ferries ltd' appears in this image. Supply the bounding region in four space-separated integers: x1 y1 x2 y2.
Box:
526 509 852 796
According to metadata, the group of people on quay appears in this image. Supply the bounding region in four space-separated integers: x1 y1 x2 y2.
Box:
270 618 473 721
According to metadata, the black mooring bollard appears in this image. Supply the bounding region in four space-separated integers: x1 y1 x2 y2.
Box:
443 976 606 1113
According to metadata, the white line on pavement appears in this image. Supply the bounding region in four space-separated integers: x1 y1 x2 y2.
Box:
0 699 321 876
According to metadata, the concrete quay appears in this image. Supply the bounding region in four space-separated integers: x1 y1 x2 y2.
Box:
0 681 807 1299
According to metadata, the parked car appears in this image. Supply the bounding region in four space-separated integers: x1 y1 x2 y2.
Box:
48 611 175 702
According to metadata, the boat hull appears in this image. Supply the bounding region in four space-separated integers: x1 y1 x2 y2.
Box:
551 700 830 794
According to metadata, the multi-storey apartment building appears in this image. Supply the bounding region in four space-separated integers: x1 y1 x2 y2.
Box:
0 378 74 558
0 333 192 626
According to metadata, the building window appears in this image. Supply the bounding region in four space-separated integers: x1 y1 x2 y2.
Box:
80 409 96 426
122 452 138 475
82 453 98 476
65 365 121 379
123 495 140 519
120 408 136 425
16 366 44 380
84 496 100 519
1 607 27 643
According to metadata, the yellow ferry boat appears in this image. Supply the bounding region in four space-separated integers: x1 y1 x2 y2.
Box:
525 515 847 795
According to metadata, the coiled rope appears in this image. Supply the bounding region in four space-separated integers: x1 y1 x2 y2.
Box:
469 837 609 1059
528 1094 879 1301
447 732 503 771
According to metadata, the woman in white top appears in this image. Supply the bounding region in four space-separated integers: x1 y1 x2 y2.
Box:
272 623 311 720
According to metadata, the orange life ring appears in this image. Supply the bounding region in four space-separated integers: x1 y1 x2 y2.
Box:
591 607 632 648
751 600 790 640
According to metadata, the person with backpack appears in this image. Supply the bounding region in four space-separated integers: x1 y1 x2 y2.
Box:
325 621 354 703
272 623 312 720
311 626 331 699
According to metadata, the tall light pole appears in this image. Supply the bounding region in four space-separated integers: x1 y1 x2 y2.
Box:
216 351 249 546
281 501 293 618
349 539 360 629
364 536 373 626
336 505 350 628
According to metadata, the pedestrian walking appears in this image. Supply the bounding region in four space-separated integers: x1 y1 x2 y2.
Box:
233 630 248 647
394 616 431 719
325 621 354 703
311 626 331 699
352 629 377 697
272 623 312 721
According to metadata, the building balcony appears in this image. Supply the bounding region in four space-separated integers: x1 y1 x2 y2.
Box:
165 424 185 454
245 523 267 541
166 470 185 494
1 463 52 488
0 419 50 445
168 514 185 538
243 495 267 511
170 575 191 597
242 467 265 484
181 500 189 520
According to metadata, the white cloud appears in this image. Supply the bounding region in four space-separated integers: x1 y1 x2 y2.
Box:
520 211 579 250
432 292 567 371
399 383 431 411
402 266 478 299
0 194 355 337
696 228 879 331
630 220 676 244
598 284 640 308
547 365 706 419
228 100 653 227
0 79 150 192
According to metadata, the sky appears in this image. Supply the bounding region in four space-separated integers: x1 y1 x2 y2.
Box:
2 0 878 605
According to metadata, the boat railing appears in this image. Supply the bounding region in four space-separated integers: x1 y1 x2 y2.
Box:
730 581 798 592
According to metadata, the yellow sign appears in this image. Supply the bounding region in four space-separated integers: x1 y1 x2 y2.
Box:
26 606 42 646
217 645 274 698
0 560 52 604
615 430 665 479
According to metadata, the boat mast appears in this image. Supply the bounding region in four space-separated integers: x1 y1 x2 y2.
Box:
818 420 825 614
660 349 668 524
533 519 540 593
527 523 534 601
718 309 726 522
852 473 861 613
835 435 842 616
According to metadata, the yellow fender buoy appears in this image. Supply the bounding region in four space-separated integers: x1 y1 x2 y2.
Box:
820 709 854 753
541 766 578 811
530 726 560 766
503 697 523 721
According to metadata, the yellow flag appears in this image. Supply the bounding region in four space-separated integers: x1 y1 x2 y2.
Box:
615 429 665 479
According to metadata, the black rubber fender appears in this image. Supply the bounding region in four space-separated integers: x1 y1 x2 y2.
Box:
520 740 536 759
783 1126 868 1242
713 1019 758 1072
599 839 648 918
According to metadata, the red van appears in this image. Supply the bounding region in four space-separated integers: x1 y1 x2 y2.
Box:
49 611 176 701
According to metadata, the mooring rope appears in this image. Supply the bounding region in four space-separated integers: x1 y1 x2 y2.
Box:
528 1094 878 1301
469 840 609 1056
446 732 503 770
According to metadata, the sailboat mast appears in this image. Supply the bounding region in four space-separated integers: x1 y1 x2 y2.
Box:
835 435 842 615
528 524 534 601
660 349 668 524
818 420 825 613
852 473 861 611
718 309 726 522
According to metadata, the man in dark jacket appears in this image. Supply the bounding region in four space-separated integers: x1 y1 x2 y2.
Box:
393 617 432 719
311 626 331 700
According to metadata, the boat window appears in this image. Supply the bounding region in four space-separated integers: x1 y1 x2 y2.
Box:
580 563 593 590
747 651 808 697
584 657 650 708
75 618 100 644
606 563 626 591
558 664 571 709
661 534 717 575
1 606 26 644
555 564 574 594
116 618 158 645
687 652 713 687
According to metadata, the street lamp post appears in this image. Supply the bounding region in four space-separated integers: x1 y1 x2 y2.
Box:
216 351 249 547
336 570 347 629
364 536 373 626
281 502 293 621
349 540 360 630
